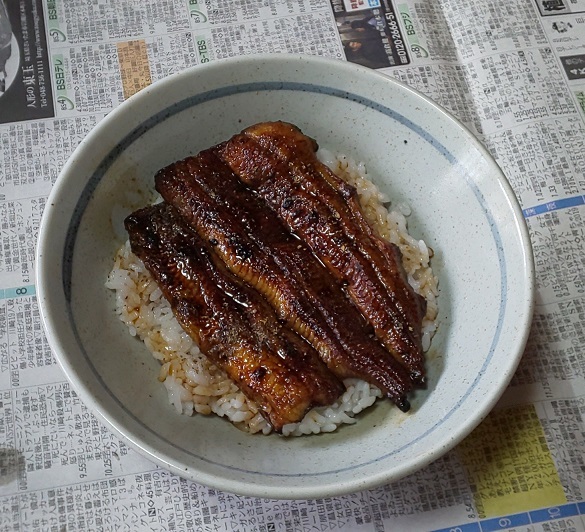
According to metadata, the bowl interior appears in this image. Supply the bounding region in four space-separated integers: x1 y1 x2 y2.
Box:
37 55 534 499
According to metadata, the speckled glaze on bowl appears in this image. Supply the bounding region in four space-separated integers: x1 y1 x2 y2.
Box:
36 54 534 499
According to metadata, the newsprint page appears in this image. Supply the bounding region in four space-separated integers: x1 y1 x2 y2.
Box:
1 0 585 530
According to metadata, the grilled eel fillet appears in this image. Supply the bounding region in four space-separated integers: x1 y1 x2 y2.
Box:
125 203 344 431
155 151 414 410
219 121 427 385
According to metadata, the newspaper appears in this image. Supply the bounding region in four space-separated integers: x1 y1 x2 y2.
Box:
1 0 584 530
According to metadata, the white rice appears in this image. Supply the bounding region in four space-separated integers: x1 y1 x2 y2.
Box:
105 151 439 436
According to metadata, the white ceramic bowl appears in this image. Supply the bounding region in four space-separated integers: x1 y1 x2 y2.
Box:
36 54 534 499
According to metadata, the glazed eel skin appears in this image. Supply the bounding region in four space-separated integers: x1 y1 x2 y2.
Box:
155 150 413 410
219 122 427 385
125 203 344 431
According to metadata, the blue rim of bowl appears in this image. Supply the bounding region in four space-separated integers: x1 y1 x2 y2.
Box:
62 80 510 478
